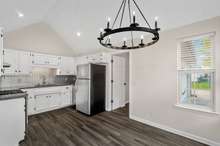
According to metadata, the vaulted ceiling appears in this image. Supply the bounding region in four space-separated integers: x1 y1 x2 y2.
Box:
1 0 220 55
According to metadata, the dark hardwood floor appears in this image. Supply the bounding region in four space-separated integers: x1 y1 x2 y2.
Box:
20 106 208 146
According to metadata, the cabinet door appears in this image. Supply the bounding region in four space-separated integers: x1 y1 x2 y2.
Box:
47 55 60 66
63 92 72 106
0 30 3 76
32 53 60 67
3 49 18 75
32 53 47 65
18 51 31 74
59 57 75 75
27 95 35 115
48 93 61 108
35 94 49 112
60 86 72 106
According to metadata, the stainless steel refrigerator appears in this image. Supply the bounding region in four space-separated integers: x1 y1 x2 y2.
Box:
76 64 106 116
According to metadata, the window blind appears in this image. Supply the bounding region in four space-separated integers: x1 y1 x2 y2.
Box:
177 33 215 70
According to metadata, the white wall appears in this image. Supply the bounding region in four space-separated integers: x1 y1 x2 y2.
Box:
130 16 220 145
4 22 74 57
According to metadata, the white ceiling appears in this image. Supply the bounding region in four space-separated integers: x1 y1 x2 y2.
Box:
1 0 220 55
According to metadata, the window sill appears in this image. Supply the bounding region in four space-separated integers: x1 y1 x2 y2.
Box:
174 104 219 115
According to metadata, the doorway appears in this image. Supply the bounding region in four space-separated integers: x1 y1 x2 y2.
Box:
111 52 130 114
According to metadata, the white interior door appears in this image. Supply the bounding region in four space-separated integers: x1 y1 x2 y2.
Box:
112 55 126 110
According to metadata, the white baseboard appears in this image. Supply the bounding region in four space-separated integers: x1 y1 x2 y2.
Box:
130 115 220 146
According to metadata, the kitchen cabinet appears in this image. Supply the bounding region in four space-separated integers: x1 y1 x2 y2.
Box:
0 28 3 76
23 85 73 115
75 53 109 66
18 51 32 74
0 98 26 146
31 53 60 68
61 86 72 106
3 49 31 75
57 56 75 75
35 92 61 113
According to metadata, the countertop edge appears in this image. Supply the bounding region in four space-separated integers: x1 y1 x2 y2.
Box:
0 93 28 101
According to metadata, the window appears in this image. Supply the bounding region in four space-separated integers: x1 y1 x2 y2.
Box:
177 33 215 111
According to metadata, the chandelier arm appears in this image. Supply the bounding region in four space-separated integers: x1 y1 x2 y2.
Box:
112 0 126 29
132 0 151 28
128 0 134 47
120 0 127 28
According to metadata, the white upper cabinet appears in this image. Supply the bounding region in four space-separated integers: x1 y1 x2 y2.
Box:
18 51 32 74
75 53 109 66
31 53 60 68
3 49 31 75
57 56 75 75
3 49 17 75
0 28 3 76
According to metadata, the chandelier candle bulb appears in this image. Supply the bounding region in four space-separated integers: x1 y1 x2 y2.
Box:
154 16 158 29
107 17 111 28
141 35 144 41
124 40 126 46
133 11 136 23
107 36 111 45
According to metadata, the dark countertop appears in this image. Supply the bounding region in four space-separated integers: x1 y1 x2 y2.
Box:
0 92 27 101
21 84 73 89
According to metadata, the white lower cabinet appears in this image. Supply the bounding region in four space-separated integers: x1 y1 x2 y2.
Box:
23 85 73 115
0 98 25 146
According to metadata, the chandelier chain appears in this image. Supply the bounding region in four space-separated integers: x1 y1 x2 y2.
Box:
120 0 127 28
112 0 125 29
132 0 151 28
128 0 134 47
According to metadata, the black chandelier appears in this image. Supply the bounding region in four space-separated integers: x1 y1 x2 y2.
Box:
97 0 160 50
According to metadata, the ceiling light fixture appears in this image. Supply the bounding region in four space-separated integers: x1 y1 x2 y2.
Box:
98 0 160 50
17 11 24 18
76 32 81 37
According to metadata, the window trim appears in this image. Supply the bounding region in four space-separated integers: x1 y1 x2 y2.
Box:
176 32 216 113
174 104 219 115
